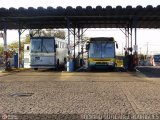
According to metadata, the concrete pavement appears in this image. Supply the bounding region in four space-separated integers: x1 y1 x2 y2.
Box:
0 71 160 119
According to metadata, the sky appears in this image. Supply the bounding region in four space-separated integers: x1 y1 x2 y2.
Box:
0 0 160 55
0 0 160 8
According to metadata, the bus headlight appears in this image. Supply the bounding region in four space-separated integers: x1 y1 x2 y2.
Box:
90 62 96 65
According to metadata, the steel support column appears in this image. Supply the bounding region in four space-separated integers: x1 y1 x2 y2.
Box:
73 28 76 59
78 28 80 53
133 18 137 54
135 27 137 53
81 28 84 59
17 25 26 68
124 28 128 55
127 27 130 53
18 27 21 68
67 28 70 54
67 18 71 55
3 22 8 70
130 27 133 55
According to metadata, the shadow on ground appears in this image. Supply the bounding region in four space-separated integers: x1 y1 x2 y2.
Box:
75 66 127 72
136 66 160 78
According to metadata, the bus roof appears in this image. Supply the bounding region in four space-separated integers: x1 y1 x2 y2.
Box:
90 37 114 42
153 54 160 56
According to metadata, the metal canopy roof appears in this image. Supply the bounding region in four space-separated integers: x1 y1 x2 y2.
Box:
0 5 160 29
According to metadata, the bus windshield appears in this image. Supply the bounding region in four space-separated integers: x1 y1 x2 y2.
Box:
31 38 55 53
42 39 55 52
153 55 160 62
31 39 41 52
89 41 115 58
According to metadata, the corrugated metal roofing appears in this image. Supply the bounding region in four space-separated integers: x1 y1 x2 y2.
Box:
0 5 160 29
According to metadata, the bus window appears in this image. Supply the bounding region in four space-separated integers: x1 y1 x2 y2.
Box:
89 42 101 58
42 39 55 52
31 39 41 52
152 54 160 66
153 55 160 62
102 42 114 58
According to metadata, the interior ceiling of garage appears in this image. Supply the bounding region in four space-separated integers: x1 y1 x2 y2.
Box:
0 5 160 29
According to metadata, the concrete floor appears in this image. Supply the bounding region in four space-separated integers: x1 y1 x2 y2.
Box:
0 70 160 119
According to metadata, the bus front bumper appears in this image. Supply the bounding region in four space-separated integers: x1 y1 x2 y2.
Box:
30 65 57 69
88 62 115 69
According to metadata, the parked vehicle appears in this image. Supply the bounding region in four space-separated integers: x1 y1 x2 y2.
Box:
86 37 118 70
150 54 160 66
24 37 68 69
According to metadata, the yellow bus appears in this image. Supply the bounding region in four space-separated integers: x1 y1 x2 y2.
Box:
116 55 124 67
86 37 118 70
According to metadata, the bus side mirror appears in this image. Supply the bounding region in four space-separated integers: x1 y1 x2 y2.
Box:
116 43 118 49
86 44 89 51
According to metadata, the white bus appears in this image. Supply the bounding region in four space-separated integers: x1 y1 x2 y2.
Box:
24 37 68 69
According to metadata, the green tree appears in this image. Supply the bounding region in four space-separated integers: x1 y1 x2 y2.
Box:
8 41 18 50
50 30 65 39
30 29 66 39
22 34 30 44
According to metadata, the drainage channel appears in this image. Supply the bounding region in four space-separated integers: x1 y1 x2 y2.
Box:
10 93 34 97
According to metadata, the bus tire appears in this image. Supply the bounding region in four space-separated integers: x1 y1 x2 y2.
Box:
114 63 118 71
56 59 59 69
34 68 38 70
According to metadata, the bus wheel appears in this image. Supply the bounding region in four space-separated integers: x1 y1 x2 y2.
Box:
113 64 118 72
87 66 92 72
34 68 38 70
115 63 117 68
56 59 60 70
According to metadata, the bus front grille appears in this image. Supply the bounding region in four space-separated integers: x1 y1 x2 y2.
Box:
96 62 108 65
